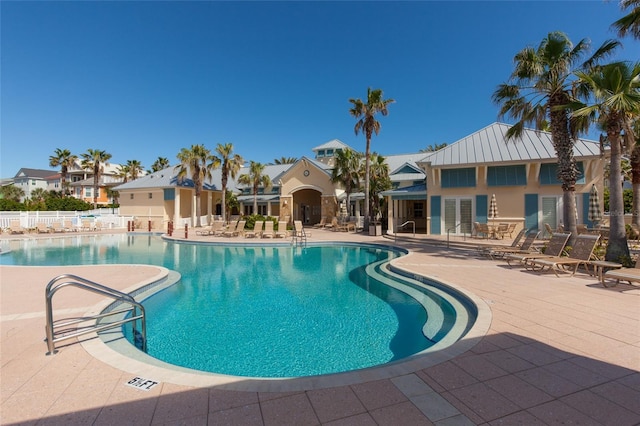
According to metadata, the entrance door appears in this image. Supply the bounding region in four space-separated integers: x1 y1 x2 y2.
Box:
444 198 473 235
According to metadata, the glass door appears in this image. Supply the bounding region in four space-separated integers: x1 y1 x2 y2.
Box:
444 198 473 235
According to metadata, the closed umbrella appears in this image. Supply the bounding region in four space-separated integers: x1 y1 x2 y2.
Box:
588 185 602 226
489 193 498 220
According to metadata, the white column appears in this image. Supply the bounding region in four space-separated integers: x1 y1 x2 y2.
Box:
174 189 181 225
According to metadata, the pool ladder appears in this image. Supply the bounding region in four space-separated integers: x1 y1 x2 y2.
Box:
44 274 147 355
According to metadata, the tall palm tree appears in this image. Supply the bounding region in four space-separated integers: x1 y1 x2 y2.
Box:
349 87 394 229
126 160 144 181
493 32 618 239
150 157 170 173
612 0 640 39
420 143 448 152
175 144 217 227
330 147 362 217
49 148 78 197
81 149 112 209
215 143 243 222
573 61 640 262
238 161 271 215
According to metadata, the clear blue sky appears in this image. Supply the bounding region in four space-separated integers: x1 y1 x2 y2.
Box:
1 1 638 177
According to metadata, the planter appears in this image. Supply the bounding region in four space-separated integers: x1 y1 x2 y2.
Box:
369 224 382 236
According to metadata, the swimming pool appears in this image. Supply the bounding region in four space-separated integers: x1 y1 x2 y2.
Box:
0 234 476 378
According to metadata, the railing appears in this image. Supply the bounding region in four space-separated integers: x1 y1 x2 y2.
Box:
45 274 146 355
395 220 415 242
447 222 462 249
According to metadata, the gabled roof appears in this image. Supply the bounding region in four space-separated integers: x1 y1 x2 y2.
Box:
422 122 601 167
114 167 218 191
381 183 427 199
311 139 353 152
13 168 58 179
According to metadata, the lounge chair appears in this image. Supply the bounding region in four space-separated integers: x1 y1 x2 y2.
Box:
64 220 77 232
527 234 600 277
477 228 526 257
51 222 65 233
36 222 51 234
487 230 540 259
81 219 92 231
221 220 239 237
244 220 263 238
601 257 640 287
504 232 571 268
275 221 289 238
544 223 554 239
312 217 327 228
196 221 224 236
9 220 25 234
261 221 275 238
323 217 335 229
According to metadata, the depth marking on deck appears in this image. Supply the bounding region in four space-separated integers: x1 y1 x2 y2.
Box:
126 376 160 391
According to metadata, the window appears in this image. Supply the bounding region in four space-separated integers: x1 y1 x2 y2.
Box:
441 168 476 188
487 165 527 186
258 205 267 215
540 162 585 185
86 188 92 197
130 194 135 200
413 202 424 218
32 180 36 185
326 149 334 156
148 193 153 199
317 150 325 158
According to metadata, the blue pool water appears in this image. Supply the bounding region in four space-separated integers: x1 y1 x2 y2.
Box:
0 234 464 377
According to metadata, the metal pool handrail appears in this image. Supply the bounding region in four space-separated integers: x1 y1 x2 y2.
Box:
44 274 146 355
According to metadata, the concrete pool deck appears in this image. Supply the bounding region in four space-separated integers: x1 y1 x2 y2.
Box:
1 229 639 425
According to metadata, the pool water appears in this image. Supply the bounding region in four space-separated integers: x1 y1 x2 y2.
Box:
1 234 462 378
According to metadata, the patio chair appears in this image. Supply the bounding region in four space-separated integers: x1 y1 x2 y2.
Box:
527 234 600 277
196 221 224 236
504 232 571 268
261 221 275 238
576 224 588 235
244 220 263 238
505 223 517 238
473 222 490 239
495 223 510 239
487 230 540 259
543 223 554 239
275 221 289 238
64 220 77 232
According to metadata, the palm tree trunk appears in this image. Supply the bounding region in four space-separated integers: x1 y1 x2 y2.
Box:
630 146 640 226
195 190 203 227
364 136 371 229
606 131 631 262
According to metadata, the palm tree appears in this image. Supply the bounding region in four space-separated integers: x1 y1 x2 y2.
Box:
420 143 448 152
215 143 244 222
81 149 112 209
150 157 170 173
349 87 394 229
612 0 640 39
238 161 271 215
0 185 25 202
49 148 78 197
116 164 130 183
493 32 618 239
273 156 297 165
367 152 392 222
572 61 640 262
175 144 217 227
126 160 144 181
330 147 362 218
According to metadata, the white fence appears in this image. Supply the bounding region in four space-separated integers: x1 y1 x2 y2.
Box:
0 210 132 230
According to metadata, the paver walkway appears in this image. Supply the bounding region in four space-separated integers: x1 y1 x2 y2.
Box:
1 229 638 425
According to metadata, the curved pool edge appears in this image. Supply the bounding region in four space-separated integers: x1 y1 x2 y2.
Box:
83 244 491 393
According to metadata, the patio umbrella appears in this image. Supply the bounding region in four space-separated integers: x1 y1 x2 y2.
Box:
489 193 498 220
588 184 602 225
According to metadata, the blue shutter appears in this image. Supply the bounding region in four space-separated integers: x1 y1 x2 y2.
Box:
476 194 488 223
163 188 175 201
430 195 441 235
524 194 538 231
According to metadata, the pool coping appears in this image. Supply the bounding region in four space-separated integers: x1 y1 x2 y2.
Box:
81 241 492 392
